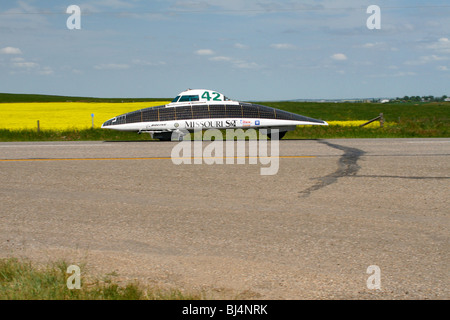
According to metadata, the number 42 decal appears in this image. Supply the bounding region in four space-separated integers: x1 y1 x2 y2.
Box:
202 91 222 101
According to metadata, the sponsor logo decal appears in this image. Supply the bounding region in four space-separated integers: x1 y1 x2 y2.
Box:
185 120 237 128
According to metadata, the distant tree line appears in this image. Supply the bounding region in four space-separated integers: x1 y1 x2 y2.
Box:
390 95 449 103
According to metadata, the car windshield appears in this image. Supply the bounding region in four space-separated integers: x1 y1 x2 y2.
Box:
171 96 180 103
179 95 200 102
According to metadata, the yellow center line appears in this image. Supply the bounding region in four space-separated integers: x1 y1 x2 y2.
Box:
0 156 316 162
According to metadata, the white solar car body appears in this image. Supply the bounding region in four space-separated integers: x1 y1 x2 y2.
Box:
102 89 328 140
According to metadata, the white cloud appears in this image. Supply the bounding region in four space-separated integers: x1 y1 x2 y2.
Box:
0 47 22 55
270 43 296 50
171 0 323 16
195 49 214 55
331 53 347 61
437 66 449 71
8 58 53 75
233 60 260 69
207 54 261 69
172 0 213 11
94 63 130 70
80 0 136 12
96 0 136 8
394 71 417 77
427 37 450 53
359 42 390 50
12 61 38 68
131 59 166 66
405 55 449 65
38 66 54 75
0 2 50 30
367 71 417 78
234 43 249 49
209 56 233 62
361 42 379 48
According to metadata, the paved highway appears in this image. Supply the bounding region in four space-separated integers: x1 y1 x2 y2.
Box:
0 138 448 299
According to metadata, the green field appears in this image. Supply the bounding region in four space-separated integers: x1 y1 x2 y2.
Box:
0 93 169 103
0 93 448 140
259 101 450 122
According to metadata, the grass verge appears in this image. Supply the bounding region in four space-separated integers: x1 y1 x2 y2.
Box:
0 118 448 142
0 128 153 142
0 258 203 300
285 118 449 139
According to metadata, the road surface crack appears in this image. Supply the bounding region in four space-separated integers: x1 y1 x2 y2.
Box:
299 140 366 197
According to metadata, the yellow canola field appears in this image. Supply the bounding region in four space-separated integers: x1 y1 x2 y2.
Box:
0 102 170 130
0 102 391 130
326 120 393 128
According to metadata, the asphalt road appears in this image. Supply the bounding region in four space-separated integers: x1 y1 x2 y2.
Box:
0 138 448 299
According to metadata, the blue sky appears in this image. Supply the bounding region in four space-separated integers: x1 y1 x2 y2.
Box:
0 0 449 100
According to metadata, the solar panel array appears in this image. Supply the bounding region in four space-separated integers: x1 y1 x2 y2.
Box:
103 103 323 126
